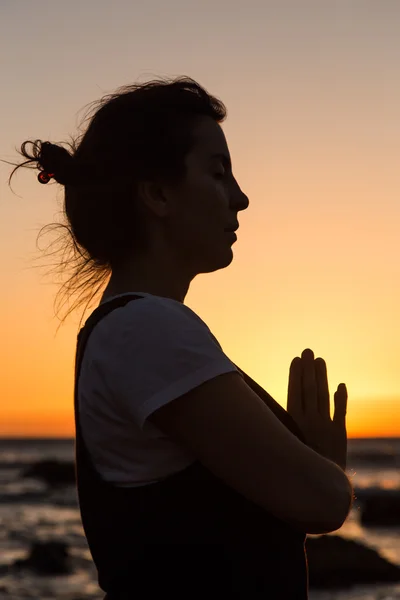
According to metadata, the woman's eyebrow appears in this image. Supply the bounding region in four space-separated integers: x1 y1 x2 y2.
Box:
210 152 232 169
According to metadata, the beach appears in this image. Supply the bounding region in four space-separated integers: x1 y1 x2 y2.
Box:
1 437 400 599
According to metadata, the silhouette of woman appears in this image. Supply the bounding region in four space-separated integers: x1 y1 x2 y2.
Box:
10 77 352 599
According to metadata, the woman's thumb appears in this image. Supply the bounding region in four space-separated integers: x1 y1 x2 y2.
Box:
333 383 347 425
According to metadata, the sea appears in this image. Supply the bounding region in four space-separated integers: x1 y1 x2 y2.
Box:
0 437 400 600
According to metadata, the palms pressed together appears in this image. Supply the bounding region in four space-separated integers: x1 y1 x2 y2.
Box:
286 348 348 471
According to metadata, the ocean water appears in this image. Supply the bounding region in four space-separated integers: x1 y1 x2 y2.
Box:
0 437 400 600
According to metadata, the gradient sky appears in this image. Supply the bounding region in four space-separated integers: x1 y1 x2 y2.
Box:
1 0 399 437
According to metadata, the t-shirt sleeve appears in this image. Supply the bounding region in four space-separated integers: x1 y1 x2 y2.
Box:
103 297 241 430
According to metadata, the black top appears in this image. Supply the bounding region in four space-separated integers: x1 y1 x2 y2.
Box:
74 294 309 599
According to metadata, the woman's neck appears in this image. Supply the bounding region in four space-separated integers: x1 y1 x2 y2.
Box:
101 270 190 304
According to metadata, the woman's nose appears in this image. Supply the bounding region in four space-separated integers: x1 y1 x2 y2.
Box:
235 188 249 211
231 177 249 211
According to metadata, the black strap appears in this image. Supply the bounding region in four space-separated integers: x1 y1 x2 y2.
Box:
75 294 145 384
74 294 145 479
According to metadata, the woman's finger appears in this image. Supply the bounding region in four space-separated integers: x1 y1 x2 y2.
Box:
315 358 331 420
301 348 318 414
287 356 303 418
333 383 348 426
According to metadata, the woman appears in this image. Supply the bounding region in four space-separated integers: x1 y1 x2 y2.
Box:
11 77 353 599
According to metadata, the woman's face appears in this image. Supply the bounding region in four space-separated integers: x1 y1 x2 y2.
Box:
164 116 249 275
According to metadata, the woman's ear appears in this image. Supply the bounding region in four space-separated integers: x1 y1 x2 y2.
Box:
137 181 169 218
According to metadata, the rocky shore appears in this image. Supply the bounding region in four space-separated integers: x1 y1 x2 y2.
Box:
7 459 399 592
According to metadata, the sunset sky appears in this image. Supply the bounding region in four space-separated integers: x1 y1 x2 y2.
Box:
1 0 399 438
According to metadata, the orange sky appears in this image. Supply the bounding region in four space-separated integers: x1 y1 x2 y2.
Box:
1 0 399 438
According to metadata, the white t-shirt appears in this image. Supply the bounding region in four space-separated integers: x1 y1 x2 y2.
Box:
78 292 241 487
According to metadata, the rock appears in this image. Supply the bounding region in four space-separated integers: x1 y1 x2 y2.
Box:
355 488 400 527
22 460 75 487
50 485 79 507
348 451 398 466
306 534 400 589
13 541 72 575
0 491 46 504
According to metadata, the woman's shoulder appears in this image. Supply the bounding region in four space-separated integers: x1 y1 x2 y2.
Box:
93 292 212 344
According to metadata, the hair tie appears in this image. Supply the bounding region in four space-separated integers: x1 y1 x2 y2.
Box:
38 171 55 184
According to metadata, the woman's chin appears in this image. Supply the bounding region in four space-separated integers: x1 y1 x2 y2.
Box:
198 247 234 274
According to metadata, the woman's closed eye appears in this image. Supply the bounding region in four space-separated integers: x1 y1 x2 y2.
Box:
213 166 226 180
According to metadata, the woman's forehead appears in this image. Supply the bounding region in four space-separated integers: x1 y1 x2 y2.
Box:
191 117 229 156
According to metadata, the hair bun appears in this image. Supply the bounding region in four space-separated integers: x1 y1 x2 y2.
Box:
39 141 74 185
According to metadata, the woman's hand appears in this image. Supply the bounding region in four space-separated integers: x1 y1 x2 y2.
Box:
286 348 348 471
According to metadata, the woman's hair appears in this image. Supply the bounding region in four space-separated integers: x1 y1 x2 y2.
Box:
8 76 227 324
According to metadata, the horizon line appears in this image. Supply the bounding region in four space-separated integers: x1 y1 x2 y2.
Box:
1 435 399 441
